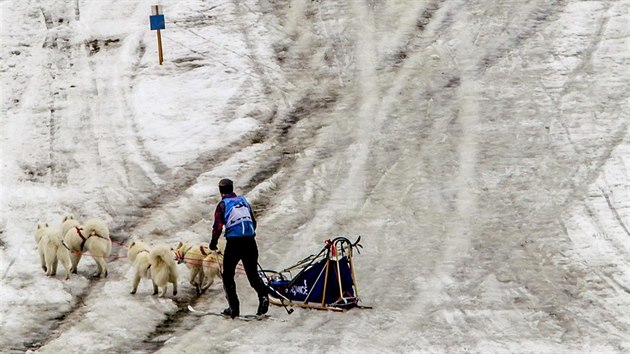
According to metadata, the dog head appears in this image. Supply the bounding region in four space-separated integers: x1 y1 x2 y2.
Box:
34 223 49 244
174 241 191 264
128 239 149 262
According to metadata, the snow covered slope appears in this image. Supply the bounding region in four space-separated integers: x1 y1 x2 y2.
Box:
1 0 628 353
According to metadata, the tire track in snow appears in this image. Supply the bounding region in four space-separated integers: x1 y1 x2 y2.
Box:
475 1 568 73
450 1 629 344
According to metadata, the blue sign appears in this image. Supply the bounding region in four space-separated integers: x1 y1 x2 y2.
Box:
150 15 165 30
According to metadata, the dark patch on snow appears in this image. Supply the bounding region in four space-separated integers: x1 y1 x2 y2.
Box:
87 38 121 55
20 162 51 183
445 76 460 89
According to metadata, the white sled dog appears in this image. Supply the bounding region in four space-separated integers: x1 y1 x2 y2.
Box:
64 218 112 277
61 215 80 241
59 215 80 269
149 244 178 297
35 222 72 280
175 242 218 295
202 248 223 291
128 240 157 295
35 223 50 273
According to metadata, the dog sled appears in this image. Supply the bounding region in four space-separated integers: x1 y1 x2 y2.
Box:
259 236 371 312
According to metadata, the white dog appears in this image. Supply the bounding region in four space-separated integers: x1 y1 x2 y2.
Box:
149 244 178 297
128 240 157 295
59 215 80 267
64 218 112 277
174 241 211 294
61 215 80 241
35 223 49 272
175 241 224 294
35 222 71 280
202 249 223 291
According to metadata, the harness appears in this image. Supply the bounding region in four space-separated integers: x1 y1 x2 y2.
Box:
75 227 88 251
75 226 108 251
61 240 72 251
200 245 208 256
175 249 185 264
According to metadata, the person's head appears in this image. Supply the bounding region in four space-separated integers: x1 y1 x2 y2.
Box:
218 178 234 195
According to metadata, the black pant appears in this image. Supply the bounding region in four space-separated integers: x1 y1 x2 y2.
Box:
222 237 268 311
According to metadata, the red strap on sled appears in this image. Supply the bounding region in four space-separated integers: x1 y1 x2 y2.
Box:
324 239 336 257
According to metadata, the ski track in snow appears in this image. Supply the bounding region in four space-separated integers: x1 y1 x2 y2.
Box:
1 0 629 353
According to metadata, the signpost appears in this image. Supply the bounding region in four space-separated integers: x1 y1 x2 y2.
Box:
149 5 165 65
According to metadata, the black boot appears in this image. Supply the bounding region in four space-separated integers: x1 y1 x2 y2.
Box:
222 306 239 319
223 282 240 318
256 295 269 315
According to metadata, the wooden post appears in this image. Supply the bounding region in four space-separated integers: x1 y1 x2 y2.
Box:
157 29 163 65
150 5 165 65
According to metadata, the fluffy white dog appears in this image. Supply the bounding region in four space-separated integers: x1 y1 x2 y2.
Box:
174 241 225 294
61 215 80 241
201 250 223 291
35 222 71 280
128 239 157 295
35 223 49 273
63 218 112 277
174 241 210 294
149 244 178 297
60 215 80 270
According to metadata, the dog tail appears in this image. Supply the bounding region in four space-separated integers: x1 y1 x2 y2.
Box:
149 245 177 286
82 218 110 240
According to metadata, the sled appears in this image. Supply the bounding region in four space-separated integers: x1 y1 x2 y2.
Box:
259 236 371 312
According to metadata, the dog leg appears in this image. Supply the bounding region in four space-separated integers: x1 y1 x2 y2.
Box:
160 286 167 297
92 257 103 278
93 256 107 278
172 280 178 296
58 248 71 280
197 271 206 293
46 258 54 276
51 253 58 276
189 267 201 295
202 274 214 291
70 252 81 274
45 246 55 276
46 262 53 276
39 249 47 273
131 273 141 294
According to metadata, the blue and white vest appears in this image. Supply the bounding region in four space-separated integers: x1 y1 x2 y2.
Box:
223 195 255 237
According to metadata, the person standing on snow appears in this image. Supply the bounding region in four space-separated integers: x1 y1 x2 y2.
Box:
209 178 269 318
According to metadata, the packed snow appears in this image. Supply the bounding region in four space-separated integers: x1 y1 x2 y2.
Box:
1 0 629 353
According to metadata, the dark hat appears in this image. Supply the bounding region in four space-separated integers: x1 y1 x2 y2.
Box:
218 178 234 194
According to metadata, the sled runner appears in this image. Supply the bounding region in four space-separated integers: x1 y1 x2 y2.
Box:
187 305 285 322
259 236 371 312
